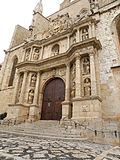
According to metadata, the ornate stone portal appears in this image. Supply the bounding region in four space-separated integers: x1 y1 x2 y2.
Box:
0 0 120 145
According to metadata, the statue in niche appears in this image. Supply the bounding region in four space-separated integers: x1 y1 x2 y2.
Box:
52 44 59 56
82 28 89 41
28 89 34 104
84 78 91 97
30 74 37 87
72 32 76 44
82 57 90 75
25 49 31 61
33 48 40 60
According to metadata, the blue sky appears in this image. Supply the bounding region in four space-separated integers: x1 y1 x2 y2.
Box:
0 0 63 63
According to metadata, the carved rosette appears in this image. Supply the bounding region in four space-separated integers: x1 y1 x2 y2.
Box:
70 62 76 98
81 56 91 97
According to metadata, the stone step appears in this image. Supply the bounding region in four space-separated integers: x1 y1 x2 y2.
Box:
0 130 87 142
0 120 87 142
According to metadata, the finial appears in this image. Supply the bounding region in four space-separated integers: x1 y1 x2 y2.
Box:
34 0 43 14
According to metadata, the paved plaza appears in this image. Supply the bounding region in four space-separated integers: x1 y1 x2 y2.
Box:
0 133 120 160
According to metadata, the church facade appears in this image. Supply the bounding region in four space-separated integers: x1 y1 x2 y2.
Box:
0 0 120 144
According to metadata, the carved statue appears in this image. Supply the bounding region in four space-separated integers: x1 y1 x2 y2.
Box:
30 74 37 87
82 28 89 41
28 89 34 104
33 48 40 60
82 57 90 75
52 44 59 56
84 78 91 97
25 49 31 61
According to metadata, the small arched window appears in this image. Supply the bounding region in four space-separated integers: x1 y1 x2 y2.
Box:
8 57 18 87
51 44 60 56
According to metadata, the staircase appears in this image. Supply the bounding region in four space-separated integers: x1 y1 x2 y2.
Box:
0 120 87 142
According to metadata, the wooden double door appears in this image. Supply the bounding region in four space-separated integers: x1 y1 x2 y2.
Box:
41 78 65 120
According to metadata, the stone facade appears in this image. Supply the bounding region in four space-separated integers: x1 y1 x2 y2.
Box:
0 0 120 145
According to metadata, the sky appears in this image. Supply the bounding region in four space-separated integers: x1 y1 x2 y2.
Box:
0 0 63 63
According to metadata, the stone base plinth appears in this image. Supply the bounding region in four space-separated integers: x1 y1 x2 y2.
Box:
72 96 102 122
6 104 29 124
62 101 72 119
28 105 40 122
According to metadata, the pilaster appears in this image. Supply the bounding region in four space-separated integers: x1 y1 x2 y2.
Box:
89 52 97 96
75 54 81 98
19 71 28 103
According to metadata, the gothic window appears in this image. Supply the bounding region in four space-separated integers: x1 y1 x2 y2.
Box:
51 44 60 56
8 57 18 87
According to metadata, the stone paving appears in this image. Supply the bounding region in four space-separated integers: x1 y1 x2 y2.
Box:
0 133 120 160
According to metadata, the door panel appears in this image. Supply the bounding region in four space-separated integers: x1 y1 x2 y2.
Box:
41 78 65 120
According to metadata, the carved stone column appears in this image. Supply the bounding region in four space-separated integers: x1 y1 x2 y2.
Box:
62 63 71 119
89 23 92 39
76 29 80 42
90 53 97 96
33 72 41 105
65 63 70 101
41 46 44 59
13 72 20 104
19 71 28 103
75 54 81 98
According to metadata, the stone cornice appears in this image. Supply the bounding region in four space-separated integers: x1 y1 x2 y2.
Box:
23 17 98 49
16 38 102 72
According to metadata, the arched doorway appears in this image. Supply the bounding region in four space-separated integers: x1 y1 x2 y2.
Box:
41 78 65 120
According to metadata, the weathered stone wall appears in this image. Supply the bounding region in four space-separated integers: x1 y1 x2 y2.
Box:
95 6 120 119
0 47 23 114
48 0 90 20
9 25 30 49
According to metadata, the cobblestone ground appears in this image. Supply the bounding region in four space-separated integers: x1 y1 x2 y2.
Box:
0 133 120 160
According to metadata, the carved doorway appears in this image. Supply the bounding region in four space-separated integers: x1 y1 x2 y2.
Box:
41 78 65 120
